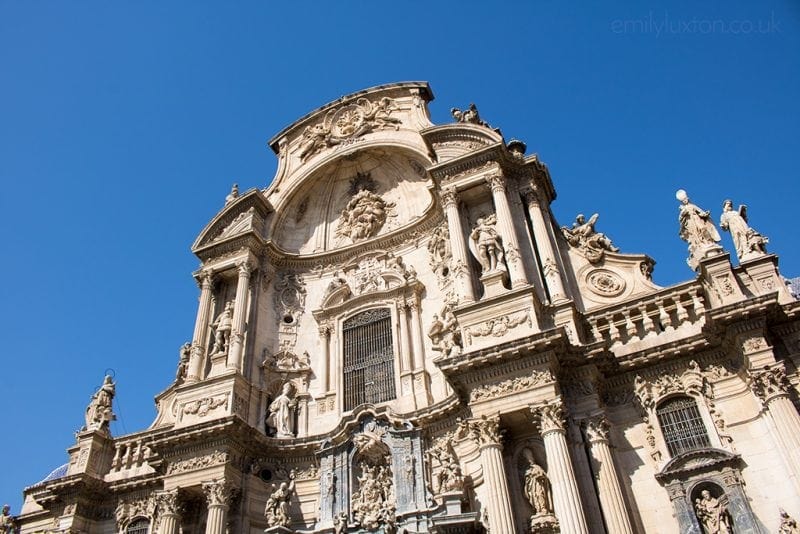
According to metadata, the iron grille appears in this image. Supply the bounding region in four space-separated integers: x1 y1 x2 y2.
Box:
126 518 150 534
657 396 711 456
343 308 396 411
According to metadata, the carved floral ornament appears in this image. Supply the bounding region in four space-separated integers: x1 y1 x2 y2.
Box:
181 394 228 418
633 361 704 412
469 370 554 402
154 489 181 517
336 188 396 243
167 451 229 475
750 365 789 403
202 479 237 507
297 97 402 161
115 495 156 531
465 310 531 342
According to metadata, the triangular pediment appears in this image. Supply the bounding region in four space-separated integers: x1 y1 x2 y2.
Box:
192 189 272 254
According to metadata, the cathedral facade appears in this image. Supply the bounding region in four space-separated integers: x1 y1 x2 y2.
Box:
15 82 800 533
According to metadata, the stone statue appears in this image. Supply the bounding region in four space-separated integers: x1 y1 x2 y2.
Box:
333 511 348 534
676 190 723 270
779 509 800 533
267 383 297 438
451 103 488 126
210 301 233 355
719 199 768 262
428 311 462 358
264 474 295 528
428 436 464 494
175 342 191 383
469 214 505 274
694 490 732 534
561 213 619 263
522 452 552 516
224 183 239 205
352 462 395 531
0 505 16 534
84 374 116 432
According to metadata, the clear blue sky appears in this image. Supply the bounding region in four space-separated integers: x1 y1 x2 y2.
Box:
1 0 798 512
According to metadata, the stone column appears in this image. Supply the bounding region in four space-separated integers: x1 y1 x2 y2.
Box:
227 260 252 370
522 187 568 303
487 173 527 288
397 301 413 373
441 187 475 303
155 489 181 534
188 270 214 383
532 401 589 534
752 365 800 490
408 300 425 370
202 479 235 534
583 416 634 534
318 323 331 392
463 416 515 533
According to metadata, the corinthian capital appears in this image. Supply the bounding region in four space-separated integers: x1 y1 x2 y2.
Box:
582 415 610 444
486 173 506 193
155 489 182 517
455 415 502 447
440 187 459 210
202 479 236 507
521 186 539 206
751 365 789 404
531 399 566 435
236 260 253 277
197 269 215 290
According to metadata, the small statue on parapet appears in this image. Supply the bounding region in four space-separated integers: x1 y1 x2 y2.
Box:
676 190 723 270
264 471 296 529
451 103 488 127
0 505 17 534
175 342 191 383
719 199 768 262
84 374 116 433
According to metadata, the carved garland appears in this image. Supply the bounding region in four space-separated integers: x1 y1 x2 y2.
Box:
470 370 554 402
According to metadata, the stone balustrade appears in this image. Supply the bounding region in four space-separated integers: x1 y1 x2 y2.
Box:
110 437 154 473
586 283 706 346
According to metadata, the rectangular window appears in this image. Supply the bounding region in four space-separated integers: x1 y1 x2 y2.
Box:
657 397 711 456
343 308 396 411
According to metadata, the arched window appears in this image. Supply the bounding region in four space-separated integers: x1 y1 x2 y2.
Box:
657 396 711 456
126 518 150 534
342 308 396 411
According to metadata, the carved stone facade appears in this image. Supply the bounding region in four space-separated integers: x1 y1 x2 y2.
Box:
16 82 800 534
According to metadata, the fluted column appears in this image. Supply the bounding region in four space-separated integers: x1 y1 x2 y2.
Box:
202 479 235 534
188 270 214 383
397 301 413 373
752 366 800 490
522 187 568 303
532 400 589 534
318 322 331 392
155 489 181 534
408 300 425 370
462 416 515 533
487 173 527 288
227 260 252 370
583 416 634 534
441 187 475 303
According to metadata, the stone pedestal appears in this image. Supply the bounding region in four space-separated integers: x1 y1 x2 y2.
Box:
698 253 745 307
440 491 465 516
739 254 795 303
479 270 508 298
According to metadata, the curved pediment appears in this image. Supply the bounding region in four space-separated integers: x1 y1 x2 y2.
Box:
657 448 740 480
192 189 272 255
421 122 505 162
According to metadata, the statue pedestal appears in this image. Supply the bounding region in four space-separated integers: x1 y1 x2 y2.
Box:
208 351 230 378
698 253 746 307
440 490 465 516
529 513 559 533
739 254 795 304
264 526 293 534
479 270 508 299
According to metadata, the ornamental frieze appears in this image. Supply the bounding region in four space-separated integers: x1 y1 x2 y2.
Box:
469 370 554 403
180 394 228 418
167 451 229 475
465 310 531 343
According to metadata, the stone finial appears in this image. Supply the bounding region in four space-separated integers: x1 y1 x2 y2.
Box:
507 139 527 159
676 189 723 270
719 199 768 262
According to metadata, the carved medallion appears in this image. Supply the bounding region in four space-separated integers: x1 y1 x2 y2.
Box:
586 269 626 297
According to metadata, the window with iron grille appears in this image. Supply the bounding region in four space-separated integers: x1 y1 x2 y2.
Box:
656 396 711 456
343 308 396 411
126 518 150 534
